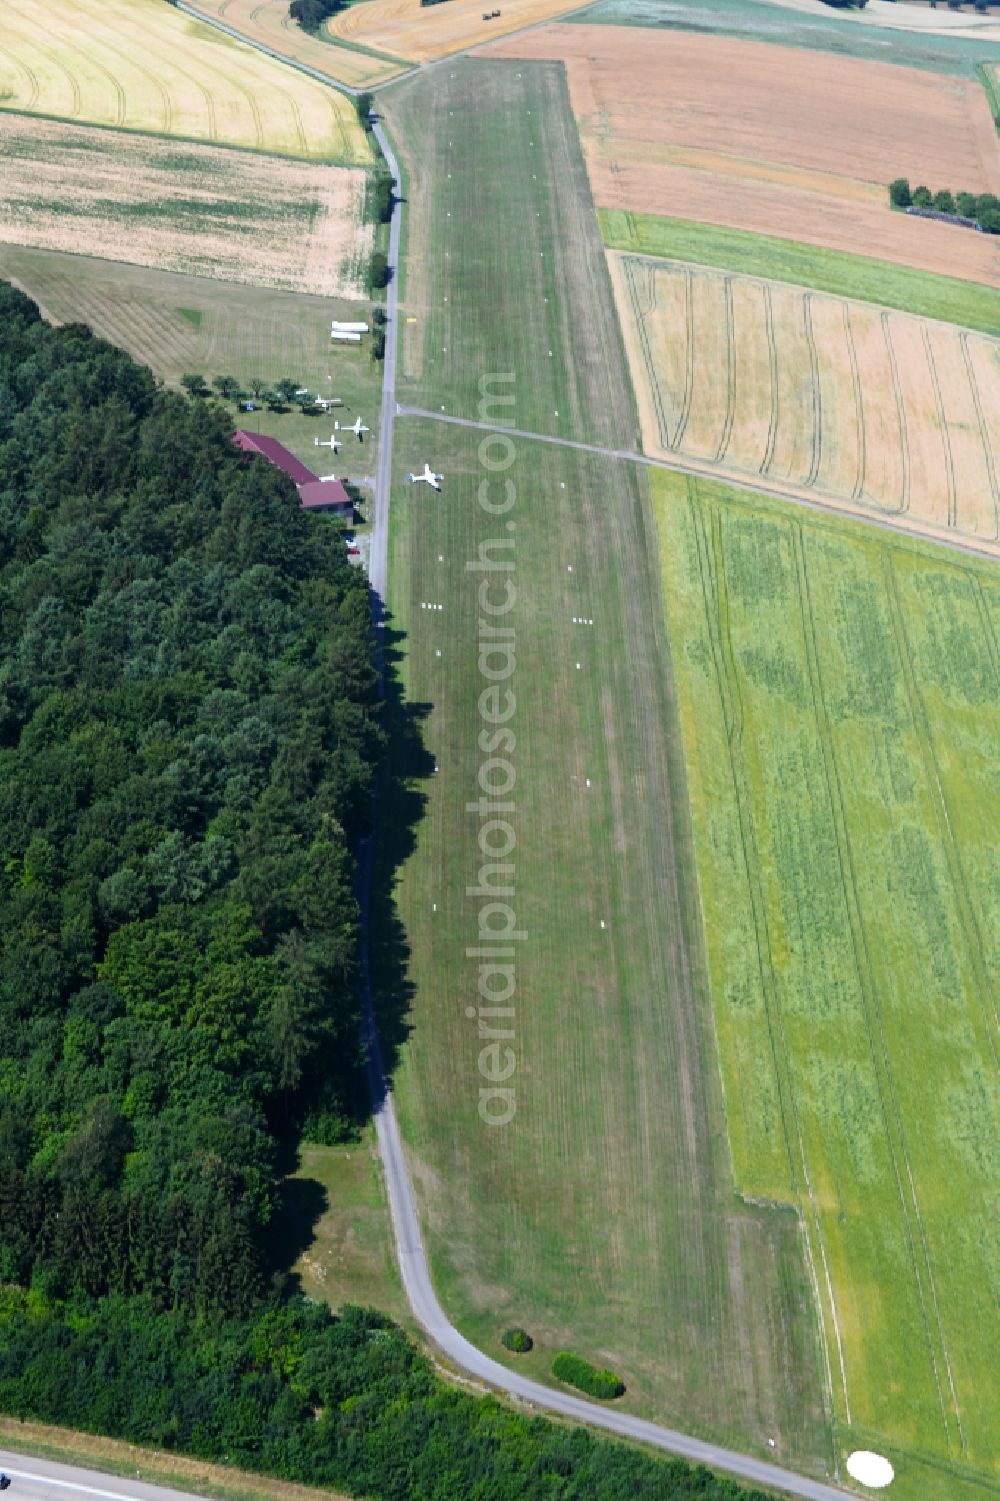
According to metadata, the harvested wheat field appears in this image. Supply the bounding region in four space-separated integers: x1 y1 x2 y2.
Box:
0 0 370 161
184 0 407 88
611 254 1000 552
487 26 1000 285
0 117 372 298
327 0 587 65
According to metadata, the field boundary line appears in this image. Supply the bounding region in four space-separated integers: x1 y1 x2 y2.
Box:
959 333 1000 541
880 312 910 515
687 493 844 1435
843 304 866 503
921 324 958 532
0 100 358 165
604 234 1000 341
715 275 736 463
793 528 960 1457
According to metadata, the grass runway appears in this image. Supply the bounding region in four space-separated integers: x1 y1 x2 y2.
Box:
376 58 829 1465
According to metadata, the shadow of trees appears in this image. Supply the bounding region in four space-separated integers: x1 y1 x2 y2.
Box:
367 607 434 1085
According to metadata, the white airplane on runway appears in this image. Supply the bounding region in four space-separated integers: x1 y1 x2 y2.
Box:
407 463 443 491
314 433 343 453
336 416 370 441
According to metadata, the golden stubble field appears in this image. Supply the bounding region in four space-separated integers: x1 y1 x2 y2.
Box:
486 26 1000 286
0 117 372 298
0 0 370 161
327 0 588 64
184 0 407 87
610 254 1000 553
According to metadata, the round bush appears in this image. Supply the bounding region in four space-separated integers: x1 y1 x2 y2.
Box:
552 1351 625 1400
501 1327 533 1353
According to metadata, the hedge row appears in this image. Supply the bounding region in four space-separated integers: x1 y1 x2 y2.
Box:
553 1351 626 1400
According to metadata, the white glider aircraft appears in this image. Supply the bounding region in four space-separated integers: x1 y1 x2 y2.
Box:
336 416 370 441
407 463 443 491
314 433 343 453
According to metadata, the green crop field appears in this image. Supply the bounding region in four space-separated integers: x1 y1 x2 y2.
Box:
0 245 382 473
654 468 1000 1500
601 211 1000 337
574 0 1000 77
375 59 830 1467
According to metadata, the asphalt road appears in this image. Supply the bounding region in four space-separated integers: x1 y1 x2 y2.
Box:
0 1452 209 1501
395 402 1000 564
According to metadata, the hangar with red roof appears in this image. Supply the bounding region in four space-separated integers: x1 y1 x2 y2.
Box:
232 431 354 520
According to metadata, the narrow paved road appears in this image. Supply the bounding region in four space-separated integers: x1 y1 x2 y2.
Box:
173 1 418 94
395 402 1000 564
0 1452 208 1501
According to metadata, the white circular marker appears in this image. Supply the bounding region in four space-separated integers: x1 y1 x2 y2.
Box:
846 1452 894 1490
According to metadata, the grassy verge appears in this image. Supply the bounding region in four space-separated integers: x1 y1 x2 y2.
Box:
284 1135 411 1328
0 1415 352 1501
601 210 1000 334
653 467 1000 1499
374 57 830 1470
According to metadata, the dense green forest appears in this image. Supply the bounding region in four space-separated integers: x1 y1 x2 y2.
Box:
0 1293 773 1501
0 281 772 1500
0 281 382 1312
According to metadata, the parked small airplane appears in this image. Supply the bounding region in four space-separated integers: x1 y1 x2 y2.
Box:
407 463 443 491
336 416 370 441
314 433 343 452
312 396 343 411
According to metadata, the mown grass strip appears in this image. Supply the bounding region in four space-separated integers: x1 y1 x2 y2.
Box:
601 210 1000 336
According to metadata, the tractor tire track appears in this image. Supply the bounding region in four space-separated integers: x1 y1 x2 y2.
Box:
714 275 737 464
795 531 962 1458
672 265 696 451
625 258 673 453
687 493 846 1433
285 89 309 155
0 43 40 111
886 561 1000 1065
959 333 1000 542
922 325 957 531
802 293 822 490
881 311 911 515
760 282 780 478
843 304 867 504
